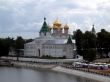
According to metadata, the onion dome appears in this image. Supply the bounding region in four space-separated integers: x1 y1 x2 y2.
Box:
64 23 69 29
53 18 62 29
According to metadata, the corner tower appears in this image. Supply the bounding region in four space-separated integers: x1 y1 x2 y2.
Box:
67 36 72 44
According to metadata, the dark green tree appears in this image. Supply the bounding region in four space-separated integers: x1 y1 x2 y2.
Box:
83 31 96 49
97 29 110 57
73 29 83 55
25 39 33 43
82 31 97 62
83 49 96 62
15 36 25 49
0 36 27 57
74 30 97 62
0 37 15 56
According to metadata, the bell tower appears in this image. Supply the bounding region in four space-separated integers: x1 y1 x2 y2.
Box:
39 18 50 37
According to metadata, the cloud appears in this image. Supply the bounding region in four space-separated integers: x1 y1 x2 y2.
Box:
0 0 110 38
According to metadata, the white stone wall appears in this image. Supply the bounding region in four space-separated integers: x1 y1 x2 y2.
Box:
42 44 65 57
40 32 51 38
24 41 75 58
43 48 64 57
65 44 74 58
42 44 75 58
24 43 36 56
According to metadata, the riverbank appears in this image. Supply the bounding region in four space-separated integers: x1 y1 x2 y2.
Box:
11 61 56 69
1 57 110 82
52 66 110 82
9 61 110 82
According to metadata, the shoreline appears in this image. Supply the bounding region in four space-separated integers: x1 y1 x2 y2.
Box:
1 60 110 82
52 66 110 82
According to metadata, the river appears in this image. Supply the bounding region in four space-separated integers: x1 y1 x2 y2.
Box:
0 67 99 82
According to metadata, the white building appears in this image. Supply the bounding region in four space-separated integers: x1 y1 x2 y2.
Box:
24 18 76 58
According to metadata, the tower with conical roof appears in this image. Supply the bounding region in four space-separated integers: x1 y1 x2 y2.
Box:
91 24 96 35
39 18 50 37
67 36 72 44
66 35 74 58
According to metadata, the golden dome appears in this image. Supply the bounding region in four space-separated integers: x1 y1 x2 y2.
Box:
53 18 62 28
64 23 69 29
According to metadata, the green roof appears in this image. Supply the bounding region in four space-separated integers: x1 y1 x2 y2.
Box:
67 36 72 44
40 18 49 33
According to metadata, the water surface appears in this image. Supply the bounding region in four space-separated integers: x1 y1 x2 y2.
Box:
0 67 99 82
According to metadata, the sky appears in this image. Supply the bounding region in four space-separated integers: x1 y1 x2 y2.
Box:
0 0 110 39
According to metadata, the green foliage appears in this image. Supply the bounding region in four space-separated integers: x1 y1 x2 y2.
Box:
74 30 97 62
97 29 110 57
73 29 84 55
15 36 25 49
83 49 96 62
0 37 15 56
0 36 32 57
74 28 110 61
83 31 96 49
25 39 33 43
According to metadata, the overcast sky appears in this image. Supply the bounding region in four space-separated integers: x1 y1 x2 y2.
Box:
0 0 110 39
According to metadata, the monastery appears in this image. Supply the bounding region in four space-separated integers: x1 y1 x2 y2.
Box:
24 18 76 58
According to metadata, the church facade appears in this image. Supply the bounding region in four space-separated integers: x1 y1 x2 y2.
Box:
24 18 76 58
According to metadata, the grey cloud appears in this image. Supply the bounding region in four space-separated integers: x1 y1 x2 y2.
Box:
0 0 110 39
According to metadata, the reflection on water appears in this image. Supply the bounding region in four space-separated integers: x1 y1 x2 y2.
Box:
0 67 99 82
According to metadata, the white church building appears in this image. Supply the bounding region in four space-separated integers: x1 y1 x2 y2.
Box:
24 18 76 58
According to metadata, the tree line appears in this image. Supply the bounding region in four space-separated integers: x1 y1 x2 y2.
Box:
73 29 110 62
0 36 33 57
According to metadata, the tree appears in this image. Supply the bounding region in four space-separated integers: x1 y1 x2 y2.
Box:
73 29 83 55
74 30 97 62
82 31 96 62
83 49 96 62
83 31 96 49
97 29 110 57
0 36 26 57
0 37 15 56
25 39 33 43
15 36 25 49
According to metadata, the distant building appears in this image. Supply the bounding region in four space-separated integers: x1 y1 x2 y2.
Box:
91 24 96 35
24 18 76 58
9 48 24 56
